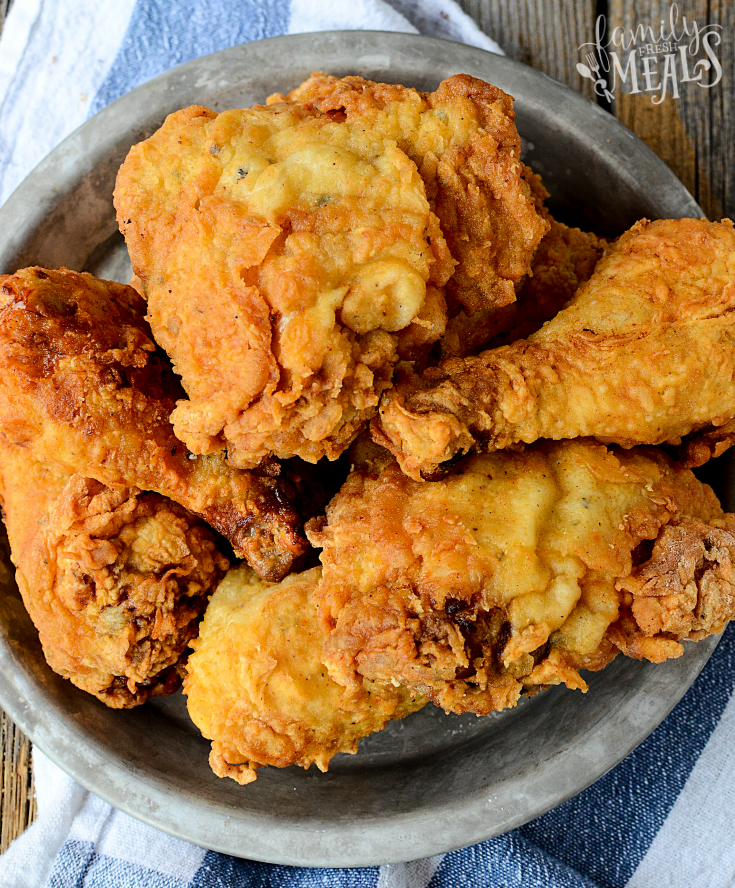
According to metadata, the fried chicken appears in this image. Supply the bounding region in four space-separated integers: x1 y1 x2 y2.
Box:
0 437 228 707
611 517 735 662
307 439 735 716
439 218 607 359
284 73 549 313
0 267 306 580
374 218 735 479
184 565 424 784
114 74 546 470
115 98 455 468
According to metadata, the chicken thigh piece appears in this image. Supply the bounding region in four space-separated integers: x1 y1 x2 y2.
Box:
307 439 735 715
115 97 455 468
115 74 547 469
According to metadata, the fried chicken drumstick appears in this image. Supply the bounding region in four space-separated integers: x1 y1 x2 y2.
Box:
374 218 735 479
185 566 424 784
307 439 735 716
0 437 228 707
0 267 306 580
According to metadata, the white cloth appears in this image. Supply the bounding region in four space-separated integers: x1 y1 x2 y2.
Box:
0 750 86 888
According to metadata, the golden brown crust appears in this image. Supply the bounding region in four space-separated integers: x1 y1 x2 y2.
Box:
115 98 454 468
675 417 735 468
308 440 729 715
609 515 735 661
185 566 424 783
0 267 306 579
114 74 547 471
440 217 607 359
288 72 549 314
0 437 228 707
374 218 735 479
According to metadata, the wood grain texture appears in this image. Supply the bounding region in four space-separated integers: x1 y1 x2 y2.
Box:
456 0 599 97
0 712 35 853
609 0 734 219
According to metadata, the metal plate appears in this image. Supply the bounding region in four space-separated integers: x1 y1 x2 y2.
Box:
0 31 722 867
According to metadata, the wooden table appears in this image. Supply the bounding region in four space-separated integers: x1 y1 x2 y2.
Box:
0 0 733 853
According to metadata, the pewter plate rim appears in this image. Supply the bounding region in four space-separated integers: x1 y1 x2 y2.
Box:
0 31 719 867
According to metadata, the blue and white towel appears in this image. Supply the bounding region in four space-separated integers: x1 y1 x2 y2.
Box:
0 1 734 886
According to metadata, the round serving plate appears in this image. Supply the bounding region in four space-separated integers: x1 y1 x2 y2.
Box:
0 31 722 867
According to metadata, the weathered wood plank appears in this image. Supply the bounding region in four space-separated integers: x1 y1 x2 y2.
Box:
0 711 36 853
457 0 599 98
608 0 734 219
616 92 707 209
0 1 13 35
696 0 735 219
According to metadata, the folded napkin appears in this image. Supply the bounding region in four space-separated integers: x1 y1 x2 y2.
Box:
1 1 735 886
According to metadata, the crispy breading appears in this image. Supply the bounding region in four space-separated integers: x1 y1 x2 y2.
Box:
374 218 735 480
440 217 607 358
307 440 733 716
0 267 307 580
115 98 455 467
184 566 424 784
0 437 228 708
611 516 735 660
114 74 547 470
285 73 549 313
